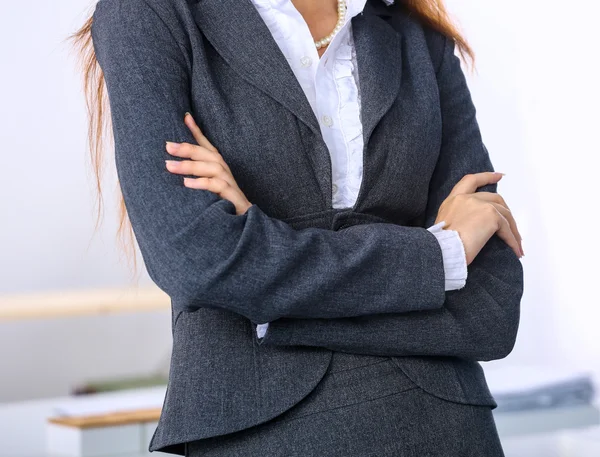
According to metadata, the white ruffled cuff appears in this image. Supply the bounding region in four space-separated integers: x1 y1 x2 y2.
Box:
427 221 468 291
256 323 269 339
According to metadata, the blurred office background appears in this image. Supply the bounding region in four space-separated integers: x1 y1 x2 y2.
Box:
0 0 599 455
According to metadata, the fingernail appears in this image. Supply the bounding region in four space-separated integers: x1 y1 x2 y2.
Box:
495 172 506 176
165 160 178 167
184 112 191 119
166 141 181 150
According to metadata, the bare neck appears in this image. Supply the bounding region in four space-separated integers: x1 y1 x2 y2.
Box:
291 0 340 57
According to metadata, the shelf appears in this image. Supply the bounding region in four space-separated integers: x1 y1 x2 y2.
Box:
0 287 170 321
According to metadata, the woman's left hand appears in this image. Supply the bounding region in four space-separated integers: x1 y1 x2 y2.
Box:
165 112 253 215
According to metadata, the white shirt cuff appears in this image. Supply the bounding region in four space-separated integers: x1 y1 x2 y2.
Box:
256 323 269 339
427 221 468 291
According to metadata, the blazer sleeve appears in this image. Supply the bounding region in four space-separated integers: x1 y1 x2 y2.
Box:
90 0 453 324
258 34 525 362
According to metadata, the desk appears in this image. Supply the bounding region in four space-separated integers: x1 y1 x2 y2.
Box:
0 387 164 457
0 387 598 457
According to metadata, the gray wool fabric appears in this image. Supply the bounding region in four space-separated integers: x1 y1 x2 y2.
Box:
185 354 506 457
90 0 525 454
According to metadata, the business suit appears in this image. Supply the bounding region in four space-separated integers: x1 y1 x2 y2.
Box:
91 0 524 454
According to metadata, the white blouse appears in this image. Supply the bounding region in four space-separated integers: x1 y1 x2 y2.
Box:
250 0 468 339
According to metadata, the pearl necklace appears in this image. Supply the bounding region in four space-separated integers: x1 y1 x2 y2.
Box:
314 0 347 50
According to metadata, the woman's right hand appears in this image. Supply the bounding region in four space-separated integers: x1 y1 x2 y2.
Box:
435 172 523 265
165 112 253 216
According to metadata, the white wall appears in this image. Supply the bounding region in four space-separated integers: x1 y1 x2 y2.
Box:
445 0 600 376
0 1 166 402
0 311 171 402
1 0 598 402
0 2 143 293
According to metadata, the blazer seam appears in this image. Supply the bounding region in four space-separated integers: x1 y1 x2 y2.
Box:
139 0 192 76
434 35 450 76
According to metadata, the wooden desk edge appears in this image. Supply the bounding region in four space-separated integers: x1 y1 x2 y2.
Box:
0 287 171 321
47 407 162 429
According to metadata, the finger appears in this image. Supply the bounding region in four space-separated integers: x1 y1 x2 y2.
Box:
165 159 237 188
184 112 218 153
166 141 232 174
166 141 213 161
472 192 522 242
491 206 522 259
471 192 509 210
183 176 229 193
449 172 504 197
183 176 248 213
488 202 523 256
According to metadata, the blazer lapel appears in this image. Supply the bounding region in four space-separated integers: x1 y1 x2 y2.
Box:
191 0 321 136
191 0 404 210
191 0 402 141
353 1 403 150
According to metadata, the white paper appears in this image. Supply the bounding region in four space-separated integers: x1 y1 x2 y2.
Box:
484 365 595 395
50 386 166 418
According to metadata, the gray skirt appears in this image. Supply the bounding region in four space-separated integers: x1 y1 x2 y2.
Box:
185 352 505 457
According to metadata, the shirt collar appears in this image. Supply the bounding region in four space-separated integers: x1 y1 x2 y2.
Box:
250 0 371 20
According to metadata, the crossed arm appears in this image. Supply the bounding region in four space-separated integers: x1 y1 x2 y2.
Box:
256 34 524 362
91 0 523 360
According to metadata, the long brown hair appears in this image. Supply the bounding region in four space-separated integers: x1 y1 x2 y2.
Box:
66 0 474 274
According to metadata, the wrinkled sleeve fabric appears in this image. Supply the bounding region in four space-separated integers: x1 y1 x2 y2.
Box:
427 222 468 291
90 0 456 324
258 34 524 362
256 222 467 339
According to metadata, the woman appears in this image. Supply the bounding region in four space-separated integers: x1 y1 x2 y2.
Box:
69 0 524 455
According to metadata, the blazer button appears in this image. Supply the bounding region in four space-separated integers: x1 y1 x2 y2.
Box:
332 183 338 194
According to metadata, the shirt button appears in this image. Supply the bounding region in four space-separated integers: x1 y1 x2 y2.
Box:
332 183 338 194
322 114 333 127
300 56 312 67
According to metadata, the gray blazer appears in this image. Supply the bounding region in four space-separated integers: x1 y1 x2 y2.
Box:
91 0 524 454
